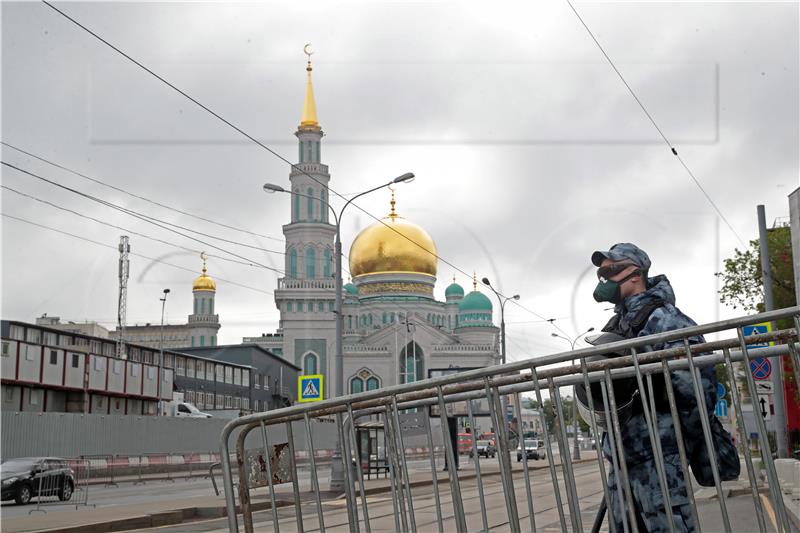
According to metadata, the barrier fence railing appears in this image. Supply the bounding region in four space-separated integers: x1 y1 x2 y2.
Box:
26 458 92 514
219 307 800 533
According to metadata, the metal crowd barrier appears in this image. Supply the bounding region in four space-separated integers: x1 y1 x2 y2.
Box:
219 307 800 532
28 458 92 514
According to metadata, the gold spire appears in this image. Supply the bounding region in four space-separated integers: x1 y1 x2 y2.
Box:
193 251 217 292
472 272 477 291
389 187 397 218
299 44 320 131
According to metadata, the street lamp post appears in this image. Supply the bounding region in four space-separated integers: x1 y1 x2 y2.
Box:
264 172 414 490
481 278 519 434
551 327 594 460
158 288 170 416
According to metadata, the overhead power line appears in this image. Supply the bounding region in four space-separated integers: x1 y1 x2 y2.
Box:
565 0 746 248
2 140 285 243
1 212 274 295
2 161 286 276
1 184 259 269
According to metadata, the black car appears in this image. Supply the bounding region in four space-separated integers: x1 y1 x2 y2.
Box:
1 457 75 505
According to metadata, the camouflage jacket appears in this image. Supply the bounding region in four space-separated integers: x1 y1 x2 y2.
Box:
600 275 738 532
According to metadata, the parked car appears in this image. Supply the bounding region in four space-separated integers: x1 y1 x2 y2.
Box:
517 439 546 462
1 457 75 505
469 440 497 458
165 401 212 418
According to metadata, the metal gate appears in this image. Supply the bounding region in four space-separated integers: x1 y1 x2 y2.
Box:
219 307 800 532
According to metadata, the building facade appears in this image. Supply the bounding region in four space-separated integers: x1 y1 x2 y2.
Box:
245 55 500 397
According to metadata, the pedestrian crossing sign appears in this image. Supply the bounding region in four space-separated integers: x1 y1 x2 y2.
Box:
298 374 323 403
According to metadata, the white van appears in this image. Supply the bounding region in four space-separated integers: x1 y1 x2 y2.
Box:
166 401 212 418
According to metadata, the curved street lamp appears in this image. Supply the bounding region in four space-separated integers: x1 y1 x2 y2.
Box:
551 326 595 460
481 277 519 432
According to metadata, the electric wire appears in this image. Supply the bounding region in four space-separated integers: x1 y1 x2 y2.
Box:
1 212 274 295
1 140 284 243
1 184 260 269
2 161 287 276
565 0 746 248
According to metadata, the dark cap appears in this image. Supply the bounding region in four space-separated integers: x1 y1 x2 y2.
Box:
591 243 651 270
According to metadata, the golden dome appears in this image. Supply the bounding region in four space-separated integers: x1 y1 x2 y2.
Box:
349 192 437 278
193 253 217 292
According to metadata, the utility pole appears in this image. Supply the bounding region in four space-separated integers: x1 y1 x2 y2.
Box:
757 205 788 458
116 236 130 360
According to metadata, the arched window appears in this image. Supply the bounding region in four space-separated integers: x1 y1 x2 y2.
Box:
323 248 331 278
289 248 298 279
303 353 318 375
307 141 313 163
382 312 388 324
305 247 316 278
307 187 314 221
316 141 321 163
293 189 300 222
350 378 364 394
320 189 328 223
399 342 424 384
390 312 395 323
201 298 206 314
366 377 380 391
193 299 198 314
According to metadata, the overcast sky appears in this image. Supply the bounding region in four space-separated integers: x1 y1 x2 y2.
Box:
2 1 798 358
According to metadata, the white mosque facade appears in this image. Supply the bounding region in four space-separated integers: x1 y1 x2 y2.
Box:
245 56 500 398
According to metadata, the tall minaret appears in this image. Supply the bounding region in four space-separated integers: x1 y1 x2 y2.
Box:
188 253 221 347
274 45 336 394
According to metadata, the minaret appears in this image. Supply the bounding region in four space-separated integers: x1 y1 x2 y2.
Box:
188 253 221 347
274 45 336 392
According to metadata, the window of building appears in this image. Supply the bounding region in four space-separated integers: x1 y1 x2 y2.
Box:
318 301 324 312
226 395 233 409
212 336 216 346
113 360 123 375
225 366 233 384
320 185 326 220
242 397 249 410
24 345 37 361
29 389 41 406
200 336 206 347
4 388 14 401
49 350 58 365
210 299 214 315
367 377 380 390
73 337 88 347
2 342 10 358
328 301 334 312
9 325 24 340
90 340 102 354
58 334 72 347
26 328 41 344
303 353 318 375
71 354 80 368
323 248 331 278
131 364 139 377
254 373 261 389
233 368 241 386
350 378 363 394
306 187 314 221
186 359 195 378
164 353 173 368
186 391 194 403
286 301 293 312
293 189 300 222
305 247 316 278
234 396 241 409
176 357 185 376
103 343 114 357
43 332 57 347
216 364 224 382
307 142 313 165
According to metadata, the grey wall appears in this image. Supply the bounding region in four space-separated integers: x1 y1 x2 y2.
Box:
1 411 441 460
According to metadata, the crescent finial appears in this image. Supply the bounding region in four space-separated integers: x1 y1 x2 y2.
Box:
303 43 313 59
200 252 207 274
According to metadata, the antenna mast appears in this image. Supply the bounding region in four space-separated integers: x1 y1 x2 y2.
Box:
117 235 130 359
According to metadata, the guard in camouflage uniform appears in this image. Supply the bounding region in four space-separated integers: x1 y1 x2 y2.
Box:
591 243 739 533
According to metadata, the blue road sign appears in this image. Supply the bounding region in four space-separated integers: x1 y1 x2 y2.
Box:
749 357 772 380
298 374 323 403
715 399 728 418
743 324 770 349
717 383 726 399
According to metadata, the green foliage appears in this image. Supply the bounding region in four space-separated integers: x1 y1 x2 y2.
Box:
716 226 796 324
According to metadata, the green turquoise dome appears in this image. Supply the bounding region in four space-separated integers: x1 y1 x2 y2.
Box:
445 282 464 298
458 290 493 312
344 283 358 295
